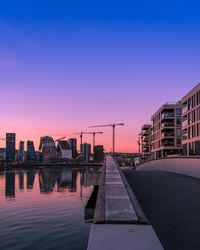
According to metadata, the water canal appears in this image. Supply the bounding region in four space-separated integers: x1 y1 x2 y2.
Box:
0 168 99 250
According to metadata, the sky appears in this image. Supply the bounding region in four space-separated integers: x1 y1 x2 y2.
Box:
0 0 200 152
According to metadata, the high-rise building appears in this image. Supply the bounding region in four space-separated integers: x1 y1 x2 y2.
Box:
27 141 38 162
94 145 104 163
182 83 200 155
6 133 16 162
57 140 72 160
18 141 24 161
68 138 77 158
81 143 91 163
141 124 152 160
151 102 182 159
39 136 58 163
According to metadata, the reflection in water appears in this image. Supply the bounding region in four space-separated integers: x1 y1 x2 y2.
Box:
18 172 24 190
5 171 15 198
39 169 57 194
3 168 101 199
26 170 35 189
0 167 101 250
57 170 77 193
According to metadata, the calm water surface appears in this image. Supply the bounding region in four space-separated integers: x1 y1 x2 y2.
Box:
0 168 95 250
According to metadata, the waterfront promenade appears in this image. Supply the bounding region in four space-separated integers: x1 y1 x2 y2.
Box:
87 156 163 250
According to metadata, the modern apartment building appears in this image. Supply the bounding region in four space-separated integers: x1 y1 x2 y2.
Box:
141 124 151 160
181 83 200 155
151 102 182 159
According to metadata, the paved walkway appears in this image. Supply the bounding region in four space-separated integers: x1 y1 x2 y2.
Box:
124 170 200 250
87 157 163 250
105 156 138 221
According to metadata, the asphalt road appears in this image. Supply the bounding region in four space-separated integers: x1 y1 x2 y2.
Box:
123 170 200 250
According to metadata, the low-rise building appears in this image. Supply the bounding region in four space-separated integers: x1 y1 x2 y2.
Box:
151 102 182 159
181 83 200 155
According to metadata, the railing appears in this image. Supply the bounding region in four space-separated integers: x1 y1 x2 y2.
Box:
182 106 188 114
161 113 174 119
161 122 174 128
161 132 174 138
182 120 188 127
162 142 175 146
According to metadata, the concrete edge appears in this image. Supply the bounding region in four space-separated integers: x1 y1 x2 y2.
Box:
114 159 149 224
93 162 106 223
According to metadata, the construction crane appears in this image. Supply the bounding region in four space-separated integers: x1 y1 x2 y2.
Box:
75 132 84 147
55 136 66 142
84 132 103 150
75 131 103 151
89 123 124 153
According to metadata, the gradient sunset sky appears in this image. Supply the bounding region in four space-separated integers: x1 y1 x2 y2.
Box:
0 0 200 152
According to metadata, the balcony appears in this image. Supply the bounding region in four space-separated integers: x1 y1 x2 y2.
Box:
182 105 188 115
161 132 175 138
182 120 188 128
143 136 150 142
161 112 174 119
142 131 149 136
161 140 175 147
161 122 174 129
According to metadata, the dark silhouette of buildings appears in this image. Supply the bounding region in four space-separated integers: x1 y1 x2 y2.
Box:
39 136 58 163
57 140 72 160
6 133 16 162
94 145 104 163
27 141 38 162
18 141 25 161
68 138 77 158
81 143 91 163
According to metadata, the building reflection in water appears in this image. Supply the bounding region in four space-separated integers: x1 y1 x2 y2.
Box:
39 169 57 194
57 170 77 193
18 171 24 190
26 170 35 189
5 171 15 198
3 167 101 199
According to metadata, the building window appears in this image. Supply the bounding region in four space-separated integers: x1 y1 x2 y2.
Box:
176 118 181 127
176 138 181 146
177 128 181 137
176 108 181 117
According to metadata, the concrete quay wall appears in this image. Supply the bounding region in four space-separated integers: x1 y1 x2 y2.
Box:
87 156 163 250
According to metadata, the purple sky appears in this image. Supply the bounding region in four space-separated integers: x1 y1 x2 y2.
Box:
0 1 200 152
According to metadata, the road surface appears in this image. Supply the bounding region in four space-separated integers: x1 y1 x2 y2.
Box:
123 170 200 250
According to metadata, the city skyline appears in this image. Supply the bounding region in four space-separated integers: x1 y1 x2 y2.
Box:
1 1 200 152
